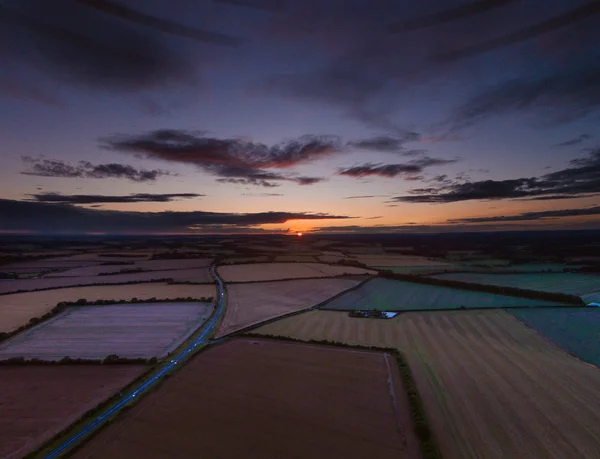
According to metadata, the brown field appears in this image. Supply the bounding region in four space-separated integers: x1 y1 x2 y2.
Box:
0 283 215 332
0 267 211 295
274 254 318 262
215 278 361 338
352 255 452 267
318 254 349 263
0 365 147 459
218 262 375 282
71 338 419 459
221 255 271 264
253 309 600 459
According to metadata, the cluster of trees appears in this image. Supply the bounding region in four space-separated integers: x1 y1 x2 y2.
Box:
334 259 370 269
377 270 584 305
0 355 157 365
348 310 393 319
58 296 214 307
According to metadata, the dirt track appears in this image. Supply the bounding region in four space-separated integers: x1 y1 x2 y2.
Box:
71 338 418 459
0 365 146 459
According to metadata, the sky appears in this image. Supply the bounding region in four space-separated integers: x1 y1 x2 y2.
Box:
1 0 599 234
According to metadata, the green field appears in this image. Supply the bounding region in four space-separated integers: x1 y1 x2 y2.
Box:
430 272 600 298
509 308 600 367
321 278 570 311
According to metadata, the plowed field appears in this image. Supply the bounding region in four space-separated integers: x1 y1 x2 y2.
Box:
70 338 418 459
253 309 600 459
0 365 146 459
215 278 361 337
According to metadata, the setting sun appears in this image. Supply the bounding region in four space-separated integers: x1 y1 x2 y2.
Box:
297 232 303 237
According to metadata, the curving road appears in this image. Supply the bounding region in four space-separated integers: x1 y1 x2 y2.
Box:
43 264 226 459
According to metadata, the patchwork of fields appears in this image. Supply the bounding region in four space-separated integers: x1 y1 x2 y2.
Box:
0 267 212 294
322 278 569 311
70 338 417 459
0 302 213 360
353 255 452 268
430 272 600 298
253 309 600 459
215 278 361 338
218 262 375 282
0 283 216 333
0 365 147 459
509 308 600 367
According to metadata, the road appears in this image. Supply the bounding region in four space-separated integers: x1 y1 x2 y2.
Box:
43 264 226 459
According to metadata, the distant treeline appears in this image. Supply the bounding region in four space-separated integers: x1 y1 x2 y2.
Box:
98 268 147 276
151 251 208 260
377 270 584 305
0 278 176 296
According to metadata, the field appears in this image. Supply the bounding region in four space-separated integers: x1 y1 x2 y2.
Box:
218 262 375 282
0 267 212 295
509 308 600 367
253 309 600 459
44 258 212 277
430 272 600 297
321 278 568 311
274 254 318 262
0 302 213 360
70 338 418 459
215 278 361 338
376 266 460 275
353 255 451 268
0 283 216 333
0 365 147 459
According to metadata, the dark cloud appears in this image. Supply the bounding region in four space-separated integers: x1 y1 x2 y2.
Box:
449 64 600 130
348 132 421 153
553 134 592 148
212 0 284 11
450 206 600 223
28 193 202 204
389 0 515 32
73 0 240 46
395 148 600 203
0 1 213 92
436 1 600 61
338 156 458 179
21 157 174 182
0 199 352 234
104 130 337 186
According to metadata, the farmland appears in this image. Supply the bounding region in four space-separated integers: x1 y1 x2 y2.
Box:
0 283 216 333
70 338 417 459
509 308 600 367
0 365 147 459
253 309 600 459
215 278 361 337
44 258 212 277
353 255 452 268
0 302 213 360
0 267 212 294
218 262 375 282
430 272 600 298
321 278 569 311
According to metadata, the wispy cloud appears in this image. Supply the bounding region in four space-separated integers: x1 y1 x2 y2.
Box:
28 193 202 204
552 134 591 148
338 156 458 179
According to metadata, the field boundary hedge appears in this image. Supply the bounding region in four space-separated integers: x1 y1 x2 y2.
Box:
377 270 584 305
221 273 374 284
242 333 442 459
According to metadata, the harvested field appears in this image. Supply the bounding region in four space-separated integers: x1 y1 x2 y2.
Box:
0 365 146 459
221 255 271 264
70 338 418 459
0 283 215 333
218 262 375 282
0 302 213 359
509 308 600 367
354 255 451 267
319 254 349 263
253 309 600 459
215 278 361 337
430 272 600 297
0 267 212 295
44 259 212 278
322 278 568 311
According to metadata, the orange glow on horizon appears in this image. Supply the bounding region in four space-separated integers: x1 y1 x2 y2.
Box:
297 232 303 237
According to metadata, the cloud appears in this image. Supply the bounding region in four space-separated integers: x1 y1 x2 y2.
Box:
241 193 284 197
104 130 337 186
389 0 515 32
394 147 600 203
73 0 240 46
212 0 284 11
449 206 600 223
553 134 592 148
347 132 421 153
21 157 174 182
28 193 203 204
338 156 458 179
343 195 384 199
0 199 352 234
448 64 600 130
